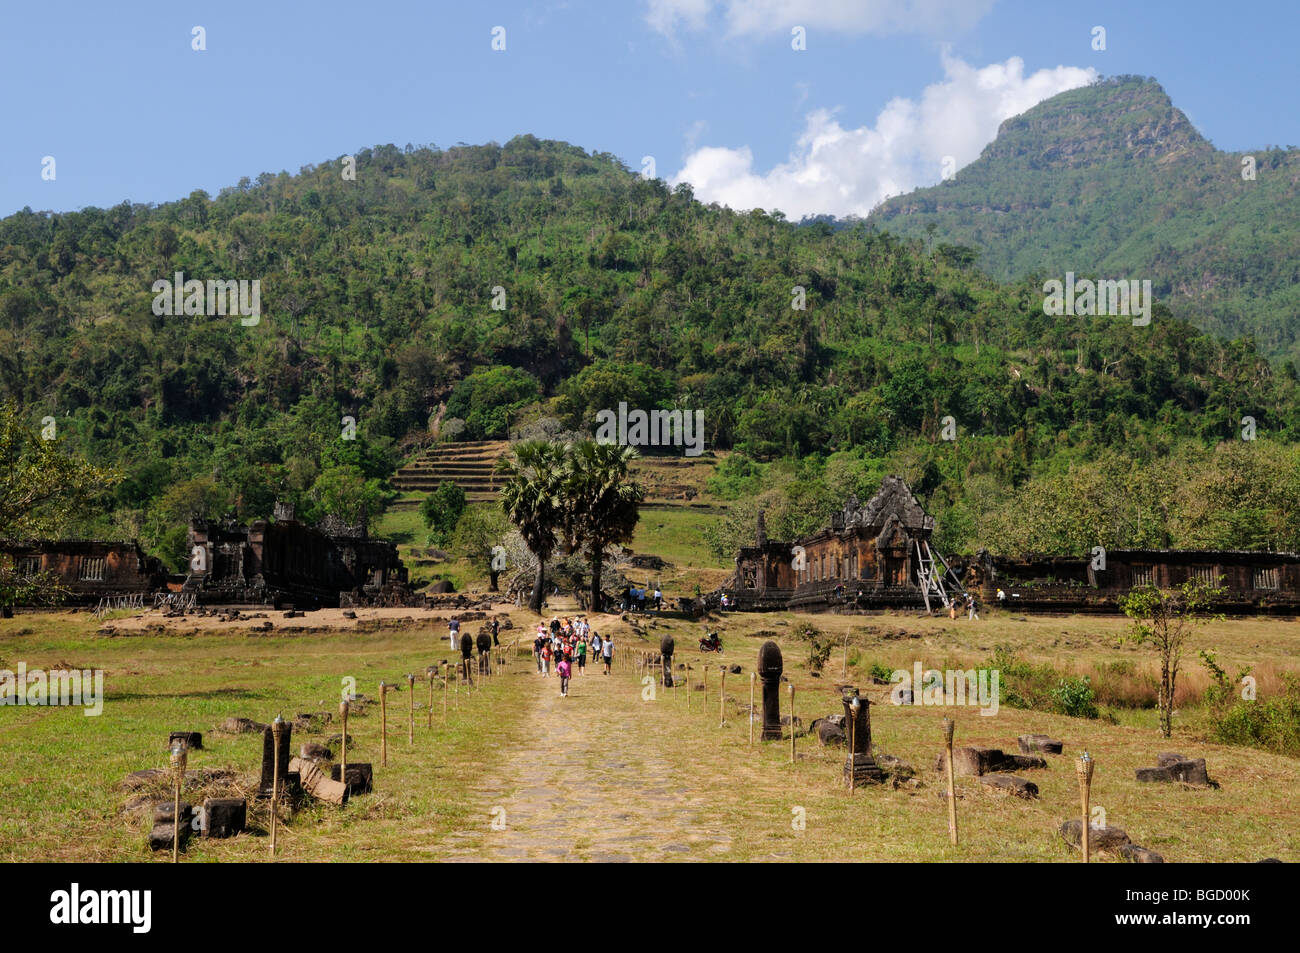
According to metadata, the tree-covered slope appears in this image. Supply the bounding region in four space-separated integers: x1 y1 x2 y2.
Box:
869 75 1300 361
2 133 1298 567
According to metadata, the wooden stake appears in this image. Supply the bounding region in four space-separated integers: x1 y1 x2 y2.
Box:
1077 752 1094 863
426 667 435 729
749 672 755 746
703 665 708 712
686 665 691 711
379 681 388 767
339 699 349 780
270 714 286 857
789 683 796 763
843 631 849 677
719 665 727 727
169 740 187 864
407 673 415 744
847 698 857 795
943 717 958 846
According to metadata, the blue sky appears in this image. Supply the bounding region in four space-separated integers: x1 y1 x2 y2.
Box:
3 0 1298 218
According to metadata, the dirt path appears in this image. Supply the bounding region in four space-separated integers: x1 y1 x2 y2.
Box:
438 657 734 862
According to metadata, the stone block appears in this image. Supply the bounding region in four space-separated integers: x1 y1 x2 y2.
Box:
201 798 246 838
1017 734 1063 754
977 773 1039 799
330 762 373 795
169 731 202 750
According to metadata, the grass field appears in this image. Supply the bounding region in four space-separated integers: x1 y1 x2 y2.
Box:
1 605 1297 862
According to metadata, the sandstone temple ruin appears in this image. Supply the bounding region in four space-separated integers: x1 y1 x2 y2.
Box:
724 476 1300 615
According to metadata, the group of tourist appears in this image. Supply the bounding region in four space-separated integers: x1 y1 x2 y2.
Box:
533 615 612 696
620 585 662 613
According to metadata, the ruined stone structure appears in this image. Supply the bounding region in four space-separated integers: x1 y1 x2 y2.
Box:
724 476 1300 615
958 549 1300 615
186 504 410 609
725 476 962 612
0 540 166 606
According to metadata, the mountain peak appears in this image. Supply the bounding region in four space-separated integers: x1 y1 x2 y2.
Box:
981 75 1212 169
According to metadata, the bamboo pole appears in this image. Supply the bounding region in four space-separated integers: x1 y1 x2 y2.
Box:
270 714 286 857
847 698 857 795
719 665 727 727
426 667 435 729
339 699 349 780
943 717 958 846
703 665 708 712
789 683 796 763
169 740 187 863
1077 752 1094 863
407 673 415 744
442 661 449 722
749 673 755 745
379 681 388 767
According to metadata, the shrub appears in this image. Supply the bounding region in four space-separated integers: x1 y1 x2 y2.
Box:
1049 676 1099 719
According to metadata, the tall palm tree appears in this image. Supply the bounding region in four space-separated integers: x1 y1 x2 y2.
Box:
561 440 643 612
497 440 567 612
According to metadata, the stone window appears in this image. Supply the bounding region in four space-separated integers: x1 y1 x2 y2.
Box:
1190 565 1217 586
80 556 106 581
1131 565 1153 587
16 556 40 576
1253 567 1279 591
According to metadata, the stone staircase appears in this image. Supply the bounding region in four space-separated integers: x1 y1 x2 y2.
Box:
392 440 510 501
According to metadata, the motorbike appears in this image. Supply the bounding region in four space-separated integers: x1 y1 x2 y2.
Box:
699 633 723 652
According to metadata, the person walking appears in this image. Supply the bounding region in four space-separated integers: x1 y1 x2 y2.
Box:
601 633 613 674
653 587 662 611
557 655 571 697
448 616 460 650
575 636 587 675
541 640 553 676
591 630 602 660
967 594 980 621
491 617 500 646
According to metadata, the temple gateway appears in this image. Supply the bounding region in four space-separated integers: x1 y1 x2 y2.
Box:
724 476 1300 615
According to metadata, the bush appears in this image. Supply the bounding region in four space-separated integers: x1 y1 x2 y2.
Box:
808 638 832 673
1205 673 1300 757
1049 676 1099 719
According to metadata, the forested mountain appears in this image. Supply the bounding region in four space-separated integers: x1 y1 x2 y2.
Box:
3 132 1299 567
870 75 1300 362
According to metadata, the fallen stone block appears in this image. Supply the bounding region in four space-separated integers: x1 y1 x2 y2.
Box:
289 756 348 805
1059 819 1131 853
1137 756 1216 788
121 769 164 790
810 717 846 746
218 716 266 734
1017 734 1063 755
201 798 247 838
300 742 333 761
324 733 353 749
149 822 191 852
330 762 373 795
1118 844 1165 863
876 754 915 781
169 731 203 750
1000 753 1048 771
935 747 1048 776
977 773 1039 799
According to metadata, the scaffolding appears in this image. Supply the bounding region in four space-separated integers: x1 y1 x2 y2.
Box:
914 539 968 613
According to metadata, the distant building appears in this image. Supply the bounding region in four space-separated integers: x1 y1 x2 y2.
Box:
723 476 1300 615
185 503 411 609
0 540 166 606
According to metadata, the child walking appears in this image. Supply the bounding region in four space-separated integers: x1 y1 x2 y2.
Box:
557 656 571 697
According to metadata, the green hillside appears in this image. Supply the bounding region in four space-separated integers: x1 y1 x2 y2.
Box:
870 75 1300 362
2 132 1299 571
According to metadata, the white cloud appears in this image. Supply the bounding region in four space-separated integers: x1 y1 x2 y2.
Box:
671 53 1098 219
645 0 997 39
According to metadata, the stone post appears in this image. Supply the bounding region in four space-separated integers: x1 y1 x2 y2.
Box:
660 635 675 687
758 641 783 741
842 687 883 785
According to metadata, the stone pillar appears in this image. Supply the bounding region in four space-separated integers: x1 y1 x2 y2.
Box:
758 641 783 741
660 635 675 687
259 721 292 797
477 632 492 674
842 688 883 785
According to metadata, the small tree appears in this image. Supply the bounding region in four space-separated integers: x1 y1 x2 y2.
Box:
420 481 467 546
1121 579 1223 737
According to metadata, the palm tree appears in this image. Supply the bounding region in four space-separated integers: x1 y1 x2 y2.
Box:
561 440 644 612
497 440 567 612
